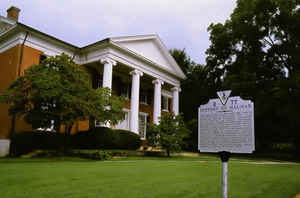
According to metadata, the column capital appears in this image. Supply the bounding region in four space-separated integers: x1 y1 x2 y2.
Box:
130 69 143 77
152 79 164 85
100 57 117 66
171 86 181 92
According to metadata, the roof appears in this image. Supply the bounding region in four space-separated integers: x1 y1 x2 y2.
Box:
0 18 186 80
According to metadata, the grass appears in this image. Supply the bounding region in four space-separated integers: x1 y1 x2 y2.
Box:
0 155 299 198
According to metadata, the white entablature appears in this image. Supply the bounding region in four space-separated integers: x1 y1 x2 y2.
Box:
0 23 186 87
78 35 186 87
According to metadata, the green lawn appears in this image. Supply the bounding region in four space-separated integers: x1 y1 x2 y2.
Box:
0 156 299 198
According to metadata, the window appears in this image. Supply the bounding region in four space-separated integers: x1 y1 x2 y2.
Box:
119 84 130 99
92 73 102 89
140 92 148 105
162 95 171 112
139 112 148 139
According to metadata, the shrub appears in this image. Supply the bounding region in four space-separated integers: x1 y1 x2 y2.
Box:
11 131 65 156
34 131 65 149
77 150 112 160
10 132 35 156
71 130 97 149
11 127 142 156
143 150 166 157
71 127 142 150
113 129 142 150
147 113 189 157
93 127 117 149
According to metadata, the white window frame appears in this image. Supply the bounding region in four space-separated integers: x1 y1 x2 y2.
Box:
138 112 148 140
162 90 172 112
140 93 148 105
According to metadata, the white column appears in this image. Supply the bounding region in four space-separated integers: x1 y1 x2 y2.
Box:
171 86 181 115
152 79 164 124
100 58 116 128
129 69 143 133
100 58 117 89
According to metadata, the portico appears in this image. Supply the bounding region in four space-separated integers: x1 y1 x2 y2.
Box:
82 35 185 138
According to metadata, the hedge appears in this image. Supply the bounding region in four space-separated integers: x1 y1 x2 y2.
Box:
72 127 142 150
113 129 142 150
11 127 142 156
10 131 65 156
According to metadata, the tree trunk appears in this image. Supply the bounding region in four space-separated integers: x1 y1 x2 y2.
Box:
167 149 170 157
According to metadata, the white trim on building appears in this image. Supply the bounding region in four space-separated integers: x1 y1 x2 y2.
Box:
0 17 185 155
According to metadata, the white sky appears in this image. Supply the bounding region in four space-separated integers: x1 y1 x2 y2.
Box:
0 0 236 64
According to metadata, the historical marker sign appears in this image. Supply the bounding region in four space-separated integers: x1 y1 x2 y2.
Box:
198 91 255 153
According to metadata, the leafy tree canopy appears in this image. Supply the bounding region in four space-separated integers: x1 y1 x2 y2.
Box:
206 0 300 152
170 48 197 74
206 0 300 91
0 54 125 134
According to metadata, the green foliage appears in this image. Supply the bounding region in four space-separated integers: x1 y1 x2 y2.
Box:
147 113 189 157
169 48 197 74
11 127 142 156
72 127 142 150
10 131 65 156
113 129 142 150
77 150 112 160
181 119 198 152
0 54 125 135
71 128 112 149
171 49 218 151
206 0 300 153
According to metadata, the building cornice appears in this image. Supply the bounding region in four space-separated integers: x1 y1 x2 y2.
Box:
0 21 185 82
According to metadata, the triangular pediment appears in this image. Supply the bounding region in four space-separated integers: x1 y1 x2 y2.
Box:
111 35 185 79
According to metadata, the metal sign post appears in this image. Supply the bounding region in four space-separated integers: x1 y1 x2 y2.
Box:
219 151 230 198
198 90 255 198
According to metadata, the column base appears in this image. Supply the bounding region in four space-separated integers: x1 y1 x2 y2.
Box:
0 139 10 157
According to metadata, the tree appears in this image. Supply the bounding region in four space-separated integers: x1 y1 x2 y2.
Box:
147 113 189 157
206 0 300 153
170 49 219 151
170 49 218 122
169 48 196 74
0 54 125 138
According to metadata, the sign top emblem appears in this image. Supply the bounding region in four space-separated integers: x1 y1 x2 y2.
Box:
217 90 231 105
